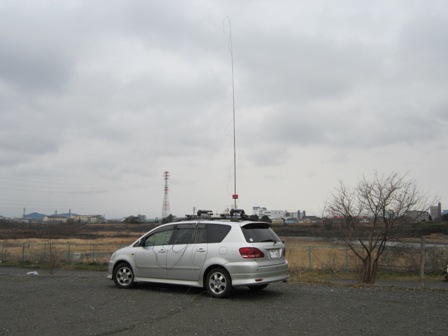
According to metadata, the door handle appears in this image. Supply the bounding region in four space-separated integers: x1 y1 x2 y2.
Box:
197 248 206 252
158 249 166 253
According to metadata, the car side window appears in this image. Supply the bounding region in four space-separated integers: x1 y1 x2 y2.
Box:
172 224 196 245
144 227 174 247
204 224 231 243
194 224 207 243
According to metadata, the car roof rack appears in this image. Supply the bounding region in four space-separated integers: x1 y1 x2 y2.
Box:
181 209 248 221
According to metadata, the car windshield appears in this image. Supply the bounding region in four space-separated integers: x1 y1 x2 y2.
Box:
241 223 281 243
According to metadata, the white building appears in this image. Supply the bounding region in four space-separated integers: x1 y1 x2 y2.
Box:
252 207 286 219
73 215 104 224
429 203 442 220
43 215 68 223
252 206 267 217
252 206 308 221
265 210 286 219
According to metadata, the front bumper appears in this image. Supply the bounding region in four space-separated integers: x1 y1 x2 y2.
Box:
106 261 114 279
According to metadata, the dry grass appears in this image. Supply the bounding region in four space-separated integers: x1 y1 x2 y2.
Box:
2 224 448 278
4 236 138 245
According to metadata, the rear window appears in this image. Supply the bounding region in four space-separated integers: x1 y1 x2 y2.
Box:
242 223 281 243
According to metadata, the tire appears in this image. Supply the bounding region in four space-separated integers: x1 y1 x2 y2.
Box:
113 262 135 289
205 267 232 298
248 284 269 291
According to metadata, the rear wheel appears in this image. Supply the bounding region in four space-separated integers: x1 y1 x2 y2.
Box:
248 284 269 291
113 262 135 288
205 267 232 298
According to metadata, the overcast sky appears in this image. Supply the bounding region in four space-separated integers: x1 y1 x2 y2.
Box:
1 0 447 219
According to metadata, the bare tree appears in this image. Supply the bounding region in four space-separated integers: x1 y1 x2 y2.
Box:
325 172 436 284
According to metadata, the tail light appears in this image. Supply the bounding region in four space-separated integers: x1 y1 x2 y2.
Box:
239 247 265 259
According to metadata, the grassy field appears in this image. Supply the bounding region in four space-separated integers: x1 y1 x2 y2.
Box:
1 222 448 281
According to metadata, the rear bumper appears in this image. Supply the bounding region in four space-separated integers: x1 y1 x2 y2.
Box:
226 260 289 287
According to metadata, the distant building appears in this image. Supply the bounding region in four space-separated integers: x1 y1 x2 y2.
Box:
303 215 320 223
252 206 307 221
285 218 298 224
43 214 104 224
73 215 104 224
264 210 286 219
252 206 267 217
429 203 442 221
44 215 68 223
405 211 430 222
285 211 301 219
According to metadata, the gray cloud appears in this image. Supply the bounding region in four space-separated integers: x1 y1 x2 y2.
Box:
0 0 446 218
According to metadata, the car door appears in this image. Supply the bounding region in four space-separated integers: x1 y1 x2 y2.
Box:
134 225 175 279
166 223 208 281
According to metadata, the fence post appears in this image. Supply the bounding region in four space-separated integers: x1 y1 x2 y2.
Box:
345 245 349 272
308 246 312 271
21 243 25 262
386 250 389 271
68 243 71 263
428 248 433 273
43 242 47 261
92 244 95 263
420 237 425 288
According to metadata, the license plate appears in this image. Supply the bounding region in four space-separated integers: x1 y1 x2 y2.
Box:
269 249 281 259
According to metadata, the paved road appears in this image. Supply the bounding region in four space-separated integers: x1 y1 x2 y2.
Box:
1 267 447 336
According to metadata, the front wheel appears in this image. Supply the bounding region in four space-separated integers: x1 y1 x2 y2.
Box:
205 267 232 298
113 262 135 288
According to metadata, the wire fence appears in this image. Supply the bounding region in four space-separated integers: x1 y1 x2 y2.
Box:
286 244 448 275
0 241 126 265
1 241 447 275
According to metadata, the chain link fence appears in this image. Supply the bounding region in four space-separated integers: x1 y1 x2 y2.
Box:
286 243 448 275
1 241 448 275
0 241 126 265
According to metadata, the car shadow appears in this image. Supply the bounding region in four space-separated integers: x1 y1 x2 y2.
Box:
129 282 286 300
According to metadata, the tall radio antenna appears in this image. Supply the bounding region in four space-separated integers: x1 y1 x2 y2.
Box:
162 171 170 219
224 16 238 209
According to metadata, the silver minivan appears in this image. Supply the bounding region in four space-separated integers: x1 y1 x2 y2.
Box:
107 218 288 298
